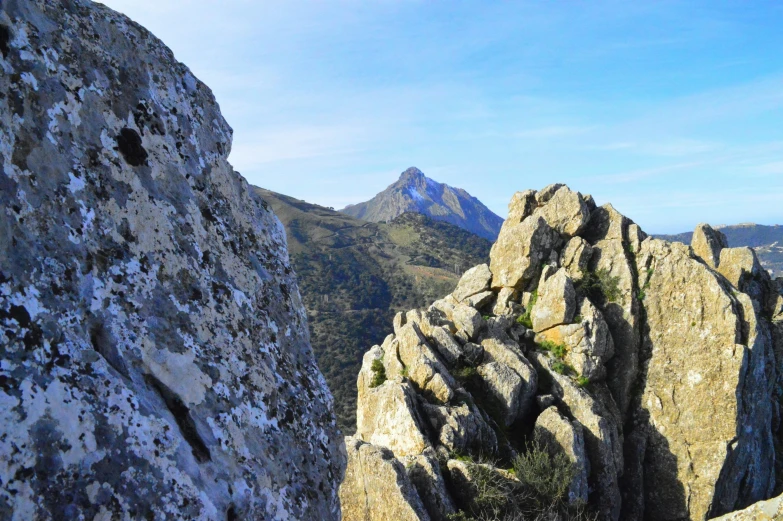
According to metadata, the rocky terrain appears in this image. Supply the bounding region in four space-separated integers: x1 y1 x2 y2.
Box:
658 224 783 278
0 1 344 519
340 167 504 241
339 184 783 520
256 188 491 431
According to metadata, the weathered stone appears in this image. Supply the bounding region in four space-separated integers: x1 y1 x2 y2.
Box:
536 183 566 204
535 298 614 380
429 326 463 366
461 342 485 366
490 215 562 290
395 323 457 403
532 353 623 520
453 263 493 302
507 189 538 224
710 493 783 521
532 268 577 332
340 437 430 521
691 223 727 269
477 362 524 428
493 286 518 315
719 247 766 302
423 402 498 457
561 236 594 282
480 338 538 424
534 406 589 504
627 238 775 521
628 223 647 254
431 297 483 341
466 290 495 310
532 185 591 237
356 374 429 457
403 449 457 521
585 204 641 420
394 311 407 333
0 2 343 519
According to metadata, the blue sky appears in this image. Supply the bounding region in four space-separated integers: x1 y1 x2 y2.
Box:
99 1 783 233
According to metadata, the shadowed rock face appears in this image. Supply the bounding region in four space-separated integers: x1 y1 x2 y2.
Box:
340 184 783 521
0 1 344 519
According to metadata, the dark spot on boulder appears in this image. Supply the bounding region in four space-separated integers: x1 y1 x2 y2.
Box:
0 25 10 58
8 304 31 328
227 505 238 521
116 128 148 166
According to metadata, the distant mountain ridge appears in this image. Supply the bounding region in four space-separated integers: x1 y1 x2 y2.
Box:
656 223 783 277
340 167 504 240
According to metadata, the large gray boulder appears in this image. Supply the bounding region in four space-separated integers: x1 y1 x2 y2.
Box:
531 185 591 237
532 267 577 332
490 215 561 290
691 223 728 269
0 2 344 519
534 406 589 504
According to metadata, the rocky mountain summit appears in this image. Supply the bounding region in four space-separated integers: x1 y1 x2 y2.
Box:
340 167 504 240
339 184 783 520
0 1 343 519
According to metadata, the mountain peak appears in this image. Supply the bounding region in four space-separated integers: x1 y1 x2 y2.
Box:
340 167 503 240
398 167 425 184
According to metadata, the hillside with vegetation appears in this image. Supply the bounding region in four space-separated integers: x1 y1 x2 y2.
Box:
254 188 492 431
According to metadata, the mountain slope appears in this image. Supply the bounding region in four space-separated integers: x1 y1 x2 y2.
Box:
255 188 492 431
656 223 783 277
340 167 504 240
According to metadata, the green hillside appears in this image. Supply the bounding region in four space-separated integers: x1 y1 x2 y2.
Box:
254 188 492 431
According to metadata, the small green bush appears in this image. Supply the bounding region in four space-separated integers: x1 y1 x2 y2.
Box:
578 268 621 303
576 375 590 388
516 290 538 329
513 442 576 505
454 365 478 382
572 314 583 324
551 360 573 376
369 358 386 388
537 340 567 360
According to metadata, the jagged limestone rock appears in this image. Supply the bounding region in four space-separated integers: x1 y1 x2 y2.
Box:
507 189 538 224
536 298 614 380
536 183 566 204
453 263 493 302
356 376 429 457
692 223 728 269
534 406 589 504
627 238 774 520
490 215 562 290
431 297 483 341
340 437 431 521
479 337 537 425
403 449 457 521
533 353 623 520
710 493 783 521
492 286 518 315
423 402 498 458
561 236 594 282
466 290 494 310
0 2 343 519
584 203 641 421
394 323 457 404
531 185 591 237
532 267 577 332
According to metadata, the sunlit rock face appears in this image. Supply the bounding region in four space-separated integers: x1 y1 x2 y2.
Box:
0 1 344 519
342 183 783 521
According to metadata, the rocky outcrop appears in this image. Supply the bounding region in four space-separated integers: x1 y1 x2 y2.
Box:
0 2 344 519
710 493 783 521
342 183 783 521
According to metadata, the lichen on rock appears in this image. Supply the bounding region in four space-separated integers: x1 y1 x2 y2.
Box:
0 1 344 519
